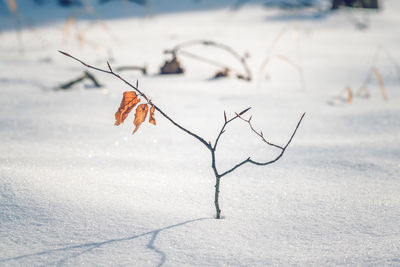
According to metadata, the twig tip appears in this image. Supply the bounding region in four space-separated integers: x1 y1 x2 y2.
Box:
58 50 69 56
107 61 113 72
239 107 251 116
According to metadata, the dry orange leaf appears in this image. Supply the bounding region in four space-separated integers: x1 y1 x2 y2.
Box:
115 91 140 126
132 104 149 135
149 105 156 125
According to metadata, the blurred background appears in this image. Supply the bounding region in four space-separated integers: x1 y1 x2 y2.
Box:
1 1 400 266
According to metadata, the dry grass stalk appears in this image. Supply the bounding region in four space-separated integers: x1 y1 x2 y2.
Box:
63 15 76 43
6 0 18 13
329 86 353 105
277 54 306 90
60 2 118 51
357 66 389 101
345 86 353 103
258 25 289 86
258 25 307 90
373 68 388 101
357 45 398 100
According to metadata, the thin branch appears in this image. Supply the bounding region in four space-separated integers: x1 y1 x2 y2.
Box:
59 50 111 75
60 50 211 150
213 121 227 152
219 157 251 178
213 108 251 151
107 61 113 72
249 112 305 165
236 114 283 150
165 39 252 81
219 113 305 177
154 105 211 150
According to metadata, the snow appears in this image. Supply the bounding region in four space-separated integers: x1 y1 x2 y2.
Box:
1 0 400 266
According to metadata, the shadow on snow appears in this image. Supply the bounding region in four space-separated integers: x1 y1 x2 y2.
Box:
0 217 209 266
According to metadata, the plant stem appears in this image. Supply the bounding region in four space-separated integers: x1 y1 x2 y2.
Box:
59 51 305 219
214 177 221 219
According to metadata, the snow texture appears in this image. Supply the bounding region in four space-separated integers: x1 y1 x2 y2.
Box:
0 0 399 266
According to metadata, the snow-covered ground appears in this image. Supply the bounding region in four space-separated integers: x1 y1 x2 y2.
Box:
1 0 399 266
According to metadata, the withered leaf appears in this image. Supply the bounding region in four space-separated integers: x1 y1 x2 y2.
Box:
115 91 140 126
132 104 149 135
149 105 156 125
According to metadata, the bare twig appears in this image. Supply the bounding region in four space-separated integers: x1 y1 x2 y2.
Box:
59 50 207 147
236 114 284 150
59 51 304 219
164 40 252 81
217 112 305 178
210 109 304 218
85 71 102 88
57 70 102 90
115 65 147 75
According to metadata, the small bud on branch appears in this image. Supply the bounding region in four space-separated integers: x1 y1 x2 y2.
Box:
239 107 251 116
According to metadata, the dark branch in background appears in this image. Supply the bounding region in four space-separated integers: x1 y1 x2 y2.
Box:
57 70 102 90
331 0 379 10
163 40 252 81
59 51 304 219
115 65 147 75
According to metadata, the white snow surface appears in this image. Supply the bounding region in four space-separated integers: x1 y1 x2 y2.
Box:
1 1 400 266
